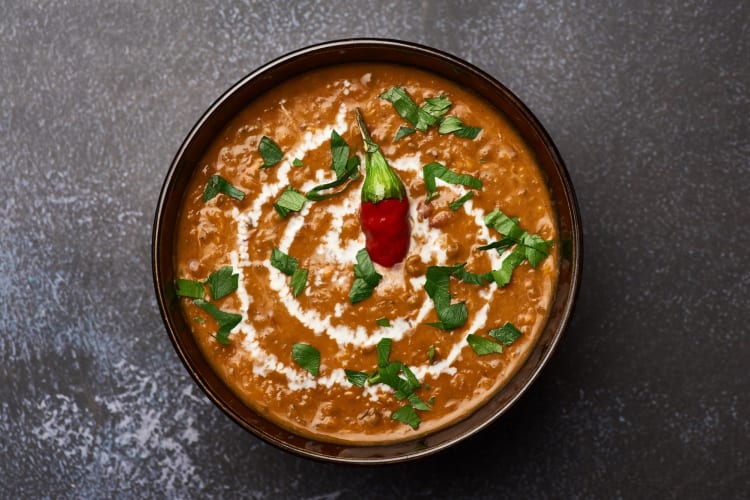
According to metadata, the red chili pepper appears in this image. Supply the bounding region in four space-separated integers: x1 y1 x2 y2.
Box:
355 108 411 267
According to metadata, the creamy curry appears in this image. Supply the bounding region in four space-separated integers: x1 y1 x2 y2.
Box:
174 63 559 444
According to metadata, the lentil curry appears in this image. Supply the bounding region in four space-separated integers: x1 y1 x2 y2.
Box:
174 63 559 444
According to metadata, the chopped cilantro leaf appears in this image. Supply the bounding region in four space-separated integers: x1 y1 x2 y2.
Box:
466 334 504 356
394 126 416 142
193 317 205 324
380 87 420 127
206 266 238 300
349 248 383 304
482 209 554 286
292 158 304 167
448 191 475 211
376 317 391 327
202 175 245 202
175 278 204 299
420 95 452 118
291 343 320 376
270 248 298 275
438 116 482 139
376 337 392 368
291 267 308 297
392 404 420 430
274 186 307 218
427 345 436 364
489 322 523 345
329 130 350 178
258 136 283 168
193 299 241 345
423 265 469 330
423 162 483 200
491 247 526 287
305 156 360 201
407 392 432 411
345 370 369 387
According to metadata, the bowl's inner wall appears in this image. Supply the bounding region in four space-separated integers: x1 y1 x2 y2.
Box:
154 40 580 463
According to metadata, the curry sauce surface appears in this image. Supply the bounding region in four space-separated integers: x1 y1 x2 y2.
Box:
175 63 559 444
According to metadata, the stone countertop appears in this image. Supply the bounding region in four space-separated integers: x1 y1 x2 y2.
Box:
1 1 748 498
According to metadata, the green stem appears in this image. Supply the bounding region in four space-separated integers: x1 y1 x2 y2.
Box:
354 108 407 204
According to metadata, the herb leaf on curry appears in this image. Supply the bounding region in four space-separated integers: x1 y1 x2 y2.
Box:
376 317 391 327
345 370 369 387
206 265 239 300
270 248 298 275
202 175 245 202
175 278 204 299
481 209 554 286
489 322 523 345
466 334 504 356
448 191 475 211
193 299 242 345
274 186 307 218
259 136 283 168
291 343 320 376
349 248 383 304
291 267 308 297
438 116 482 139
423 162 483 200
392 404 420 430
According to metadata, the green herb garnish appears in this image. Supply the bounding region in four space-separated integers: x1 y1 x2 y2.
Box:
349 248 383 304
305 156 360 201
193 299 242 345
202 175 245 202
291 268 308 297
346 338 431 430
489 322 522 345
438 116 482 139
292 158 304 167
193 317 205 324
304 132 360 201
466 334 504 356
448 191 475 211
423 265 469 330
175 278 204 299
421 95 452 118
258 136 283 168
329 130 350 178
376 337 393 368
270 248 298 275
274 186 307 218
206 266 239 300
394 126 416 142
423 162 483 200
291 343 320 376
422 263 492 330
481 209 554 286
427 345 436 364
467 322 522 356
380 87 453 134
345 370 369 387
376 317 391 327
491 248 526 287
270 248 308 297
392 404 420 430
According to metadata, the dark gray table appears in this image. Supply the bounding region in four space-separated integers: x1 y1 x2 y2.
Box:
2 1 748 498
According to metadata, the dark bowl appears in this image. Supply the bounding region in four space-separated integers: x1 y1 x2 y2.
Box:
152 38 582 464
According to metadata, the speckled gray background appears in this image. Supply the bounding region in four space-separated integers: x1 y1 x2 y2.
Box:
1 0 748 498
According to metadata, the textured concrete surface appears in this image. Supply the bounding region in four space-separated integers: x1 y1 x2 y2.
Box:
1 0 748 498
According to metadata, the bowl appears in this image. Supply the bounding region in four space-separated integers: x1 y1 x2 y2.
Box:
152 38 582 464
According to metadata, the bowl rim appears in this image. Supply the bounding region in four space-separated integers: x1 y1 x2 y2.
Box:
152 37 582 464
